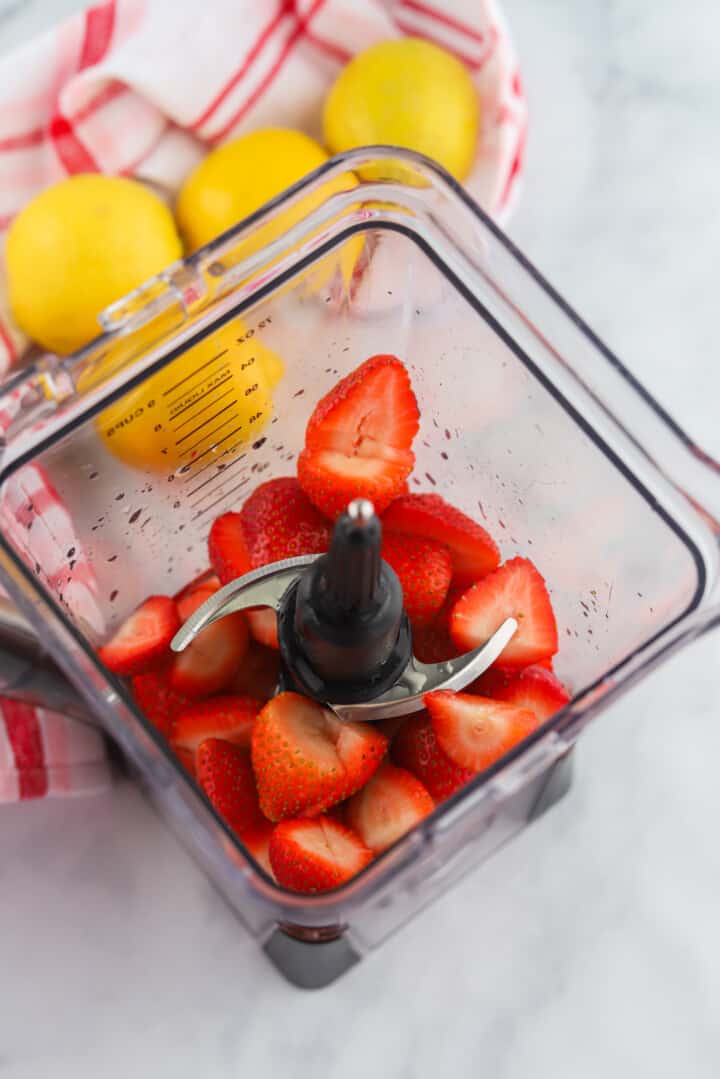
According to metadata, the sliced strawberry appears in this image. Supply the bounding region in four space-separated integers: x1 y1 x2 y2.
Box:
425 690 538 772
382 532 452 627
228 639 280 702
410 587 464 663
450 557 559 668
240 476 330 567
196 738 270 843
251 691 387 820
246 607 279 650
98 595 179 677
269 817 373 894
170 587 249 698
171 696 260 772
298 355 419 518
392 711 472 802
383 493 500 586
208 512 252 585
346 761 434 853
131 665 192 737
468 664 570 723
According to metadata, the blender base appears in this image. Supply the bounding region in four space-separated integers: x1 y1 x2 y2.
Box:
263 747 576 989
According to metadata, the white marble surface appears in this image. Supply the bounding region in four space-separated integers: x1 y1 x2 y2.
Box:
2 2 720 1076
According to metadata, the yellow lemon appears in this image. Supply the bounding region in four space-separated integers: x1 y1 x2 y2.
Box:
6 175 182 355
94 316 284 474
323 38 480 182
176 128 361 290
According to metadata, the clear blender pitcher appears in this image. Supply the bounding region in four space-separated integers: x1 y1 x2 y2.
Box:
0 149 718 987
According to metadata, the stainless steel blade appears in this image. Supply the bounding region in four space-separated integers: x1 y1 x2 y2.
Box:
327 617 518 722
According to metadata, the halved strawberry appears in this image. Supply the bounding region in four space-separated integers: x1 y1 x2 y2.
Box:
240 476 330 567
298 355 419 518
98 595 179 677
450 557 559 668
131 665 192 737
392 711 472 802
424 690 538 772
228 640 280 701
346 761 434 853
251 691 387 820
171 696 260 773
468 664 570 723
269 817 373 894
208 512 252 585
410 587 464 664
196 738 270 845
383 493 500 586
246 607 279 650
170 586 249 698
382 532 452 627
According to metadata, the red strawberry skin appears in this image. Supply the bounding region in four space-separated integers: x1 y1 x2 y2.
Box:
240 477 330 567
383 494 500 586
269 817 373 894
425 691 538 772
468 665 570 723
346 761 434 853
197 738 270 843
392 712 473 802
208 512 252 585
131 665 192 737
450 557 559 668
382 532 452 627
171 696 260 762
99 595 179 677
298 355 419 518
251 692 387 821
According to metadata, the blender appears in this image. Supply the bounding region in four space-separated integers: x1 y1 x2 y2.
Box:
0 149 718 987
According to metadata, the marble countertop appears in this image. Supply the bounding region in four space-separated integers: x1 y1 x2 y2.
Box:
1 2 719 1076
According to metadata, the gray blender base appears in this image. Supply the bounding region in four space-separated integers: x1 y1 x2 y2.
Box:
264 747 576 989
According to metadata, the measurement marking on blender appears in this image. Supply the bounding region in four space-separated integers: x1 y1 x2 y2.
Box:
185 442 248 489
192 477 252 520
175 401 238 445
181 423 248 470
169 378 234 425
162 348 229 397
187 450 248 499
179 412 240 457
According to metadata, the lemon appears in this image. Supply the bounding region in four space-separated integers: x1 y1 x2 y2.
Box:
323 38 480 182
176 128 361 290
94 317 284 474
6 175 182 355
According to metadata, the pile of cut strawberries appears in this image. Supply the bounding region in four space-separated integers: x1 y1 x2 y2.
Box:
98 356 569 893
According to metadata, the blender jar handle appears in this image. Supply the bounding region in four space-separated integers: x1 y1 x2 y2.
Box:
0 598 95 725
